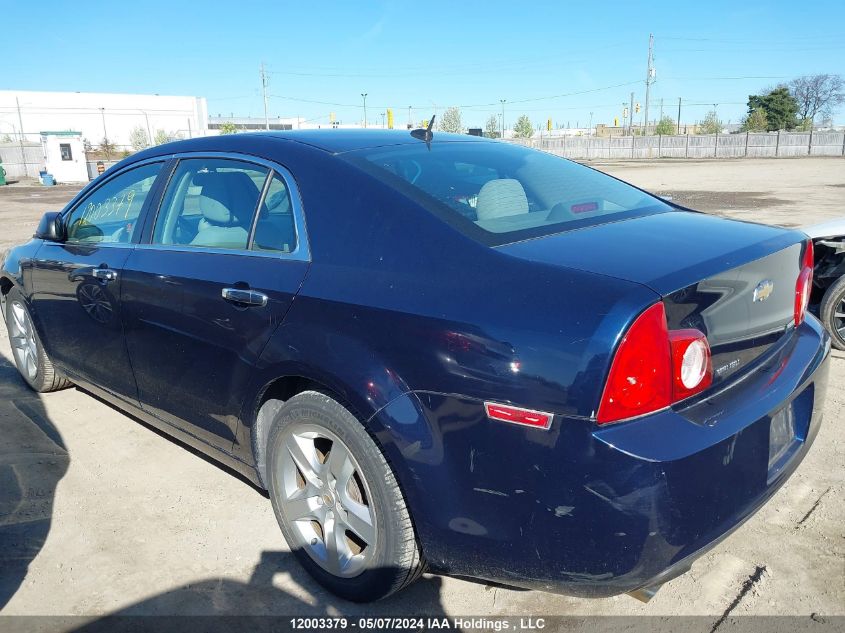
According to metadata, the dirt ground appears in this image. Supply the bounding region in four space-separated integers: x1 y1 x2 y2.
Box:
0 158 843 624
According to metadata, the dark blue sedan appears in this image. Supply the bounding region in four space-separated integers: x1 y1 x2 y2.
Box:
0 130 829 602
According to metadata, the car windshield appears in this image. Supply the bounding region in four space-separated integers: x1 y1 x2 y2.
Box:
346 140 672 245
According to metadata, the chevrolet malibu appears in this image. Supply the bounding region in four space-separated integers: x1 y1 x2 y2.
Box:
0 130 829 602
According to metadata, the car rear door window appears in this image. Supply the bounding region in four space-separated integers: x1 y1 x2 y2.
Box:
152 158 268 250
251 174 297 253
64 162 162 244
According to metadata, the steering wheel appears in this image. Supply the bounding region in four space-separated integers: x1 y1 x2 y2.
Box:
108 223 133 243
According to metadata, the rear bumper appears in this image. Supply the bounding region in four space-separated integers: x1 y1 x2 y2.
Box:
376 316 830 597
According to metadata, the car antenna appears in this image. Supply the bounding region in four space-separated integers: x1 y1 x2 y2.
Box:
411 114 436 148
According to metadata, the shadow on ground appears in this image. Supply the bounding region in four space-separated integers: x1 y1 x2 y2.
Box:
0 341 448 621
0 351 68 609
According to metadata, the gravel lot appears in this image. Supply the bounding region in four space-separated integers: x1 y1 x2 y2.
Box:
0 158 843 624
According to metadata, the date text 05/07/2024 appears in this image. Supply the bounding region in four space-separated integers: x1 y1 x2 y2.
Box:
289 616 548 630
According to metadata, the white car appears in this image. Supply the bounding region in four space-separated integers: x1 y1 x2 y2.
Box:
805 218 845 349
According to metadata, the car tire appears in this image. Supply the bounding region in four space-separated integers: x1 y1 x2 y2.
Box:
266 390 425 602
3 288 72 392
820 275 845 350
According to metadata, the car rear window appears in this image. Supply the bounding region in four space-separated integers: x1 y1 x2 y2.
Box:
345 141 672 246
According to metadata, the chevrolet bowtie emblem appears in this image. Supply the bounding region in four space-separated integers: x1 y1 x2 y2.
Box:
753 279 774 302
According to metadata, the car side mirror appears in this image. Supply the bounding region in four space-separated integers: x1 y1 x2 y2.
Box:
34 211 66 242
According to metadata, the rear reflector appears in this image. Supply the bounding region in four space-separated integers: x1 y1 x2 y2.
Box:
484 402 553 430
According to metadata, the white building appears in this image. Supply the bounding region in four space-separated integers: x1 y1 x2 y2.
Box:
40 131 88 183
0 90 209 149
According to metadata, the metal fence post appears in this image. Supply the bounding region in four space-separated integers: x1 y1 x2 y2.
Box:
631 134 635 159
745 131 749 157
714 132 718 158
562 133 566 158
775 130 780 157
685 134 689 158
658 133 662 158
841 131 845 156
808 127 813 156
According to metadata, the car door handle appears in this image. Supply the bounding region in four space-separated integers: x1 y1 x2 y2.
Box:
221 288 268 307
93 268 117 282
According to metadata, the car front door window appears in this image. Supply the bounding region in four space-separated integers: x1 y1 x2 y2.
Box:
65 162 162 244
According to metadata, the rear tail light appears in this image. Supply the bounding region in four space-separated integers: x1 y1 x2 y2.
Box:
794 240 814 326
669 330 712 401
597 302 712 424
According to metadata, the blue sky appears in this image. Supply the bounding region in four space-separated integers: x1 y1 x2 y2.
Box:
3 0 844 129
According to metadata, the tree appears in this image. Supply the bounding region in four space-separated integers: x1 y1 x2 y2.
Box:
747 86 799 131
438 107 463 134
153 129 169 146
513 114 534 139
218 121 239 135
0 134 11 144
483 115 500 139
129 126 149 151
789 74 844 123
741 107 769 132
654 116 676 135
698 110 723 134
82 137 93 152
99 137 116 158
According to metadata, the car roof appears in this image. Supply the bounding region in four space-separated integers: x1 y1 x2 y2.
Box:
149 129 490 156
255 129 493 153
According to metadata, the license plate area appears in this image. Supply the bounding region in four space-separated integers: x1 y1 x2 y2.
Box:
767 385 813 482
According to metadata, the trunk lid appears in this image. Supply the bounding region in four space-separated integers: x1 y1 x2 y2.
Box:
500 210 806 385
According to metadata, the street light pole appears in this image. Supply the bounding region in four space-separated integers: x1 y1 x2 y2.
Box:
500 99 506 138
361 93 368 128
589 111 594 135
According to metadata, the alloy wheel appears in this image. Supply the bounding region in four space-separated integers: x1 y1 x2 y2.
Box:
9 301 38 380
833 298 845 341
276 423 378 578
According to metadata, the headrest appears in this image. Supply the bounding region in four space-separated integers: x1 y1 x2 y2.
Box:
475 179 529 221
194 171 259 226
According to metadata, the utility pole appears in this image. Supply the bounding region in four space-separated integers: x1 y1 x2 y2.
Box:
260 62 270 130
142 111 152 147
589 111 594 135
659 98 664 122
500 99 506 138
629 92 635 136
677 97 682 135
15 97 28 177
361 93 368 128
100 107 108 140
643 33 655 136
408 105 412 129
